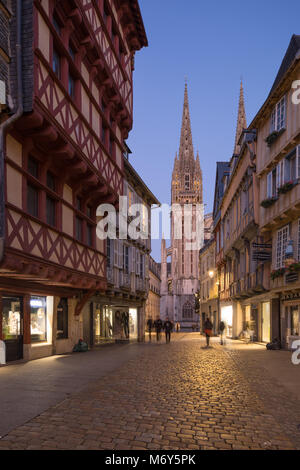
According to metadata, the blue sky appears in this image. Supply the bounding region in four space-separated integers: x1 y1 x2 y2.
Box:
127 0 300 262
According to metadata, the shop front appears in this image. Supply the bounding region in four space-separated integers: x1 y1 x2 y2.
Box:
91 303 140 345
221 304 233 338
281 295 300 349
1 293 53 362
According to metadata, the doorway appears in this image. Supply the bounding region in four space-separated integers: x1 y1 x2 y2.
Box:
2 296 23 361
262 302 271 343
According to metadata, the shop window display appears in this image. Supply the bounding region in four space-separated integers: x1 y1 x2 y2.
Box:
291 306 299 336
30 296 47 342
2 297 22 340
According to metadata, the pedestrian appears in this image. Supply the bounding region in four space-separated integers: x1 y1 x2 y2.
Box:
164 317 174 343
204 317 213 348
146 318 153 341
176 321 180 333
154 316 163 342
219 320 226 345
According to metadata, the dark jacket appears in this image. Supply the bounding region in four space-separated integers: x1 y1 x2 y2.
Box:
154 319 163 332
219 321 225 332
147 319 153 331
164 320 173 333
204 319 213 330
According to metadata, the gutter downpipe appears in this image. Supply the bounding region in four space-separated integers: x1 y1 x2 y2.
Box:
0 0 23 264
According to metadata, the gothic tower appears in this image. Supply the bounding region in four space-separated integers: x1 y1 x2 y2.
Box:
160 84 204 328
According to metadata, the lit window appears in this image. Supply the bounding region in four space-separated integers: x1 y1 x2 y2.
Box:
30 296 47 342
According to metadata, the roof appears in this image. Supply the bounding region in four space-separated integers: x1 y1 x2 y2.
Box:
269 35 300 96
124 158 160 206
128 0 148 49
251 34 300 128
212 162 230 219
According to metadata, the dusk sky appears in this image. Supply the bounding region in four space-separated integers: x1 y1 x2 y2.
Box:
127 0 300 262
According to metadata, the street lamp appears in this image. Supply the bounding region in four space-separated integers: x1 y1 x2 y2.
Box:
208 270 214 279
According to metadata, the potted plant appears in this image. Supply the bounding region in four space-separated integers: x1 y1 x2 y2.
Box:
271 268 286 280
260 196 278 208
265 128 285 147
278 181 295 194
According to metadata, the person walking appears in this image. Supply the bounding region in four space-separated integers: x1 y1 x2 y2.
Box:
219 320 226 345
204 317 213 348
154 317 163 342
164 317 174 344
176 322 180 333
146 318 153 341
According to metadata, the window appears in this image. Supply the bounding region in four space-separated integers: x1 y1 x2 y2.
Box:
46 171 55 191
46 195 56 226
76 196 82 212
267 168 277 198
182 302 193 319
276 225 289 269
28 156 38 178
57 298 68 340
185 174 190 190
27 184 39 218
53 15 61 35
107 238 113 268
124 245 129 274
76 216 83 242
30 296 47 342
276 160 285 189
285 147 300 182
87 224 93 246
140 253 144 278
87 206 92 219
53 49 61 78
68 74 75 99
109 137 114 156
69 44 76 62
270 95 286 132
101 124 106 144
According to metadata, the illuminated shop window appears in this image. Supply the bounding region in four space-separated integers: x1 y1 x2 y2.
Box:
30 296 47 342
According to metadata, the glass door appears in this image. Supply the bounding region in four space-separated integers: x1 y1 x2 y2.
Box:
2 296 23 361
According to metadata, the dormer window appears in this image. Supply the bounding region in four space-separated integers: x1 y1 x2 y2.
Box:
271 95 286 133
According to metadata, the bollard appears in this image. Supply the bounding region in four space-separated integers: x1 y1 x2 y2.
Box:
0 340 6 365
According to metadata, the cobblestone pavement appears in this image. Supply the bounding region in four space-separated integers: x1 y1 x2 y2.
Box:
0 334 299 450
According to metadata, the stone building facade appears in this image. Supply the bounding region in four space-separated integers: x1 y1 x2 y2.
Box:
160 84 204 329
199 237 218 334
212 35 300 348
145 256 161 324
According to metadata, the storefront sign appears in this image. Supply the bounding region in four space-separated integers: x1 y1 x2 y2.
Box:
282 292 300 301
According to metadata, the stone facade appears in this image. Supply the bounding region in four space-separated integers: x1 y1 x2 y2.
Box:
145 256 161 324
160 84 204 329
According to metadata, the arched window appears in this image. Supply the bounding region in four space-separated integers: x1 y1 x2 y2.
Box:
182 302 193 319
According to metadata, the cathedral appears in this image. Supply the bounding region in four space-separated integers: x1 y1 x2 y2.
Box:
160 84 204 329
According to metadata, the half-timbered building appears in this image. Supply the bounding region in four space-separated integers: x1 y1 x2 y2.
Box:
0 0 147 361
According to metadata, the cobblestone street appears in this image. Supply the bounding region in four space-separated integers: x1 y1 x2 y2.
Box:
0 334 300 450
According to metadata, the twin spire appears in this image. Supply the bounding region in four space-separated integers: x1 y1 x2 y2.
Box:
174 79 246 174
233 80 247 155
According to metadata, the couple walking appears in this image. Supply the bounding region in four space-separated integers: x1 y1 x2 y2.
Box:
203 318 226 347
147 317 174 343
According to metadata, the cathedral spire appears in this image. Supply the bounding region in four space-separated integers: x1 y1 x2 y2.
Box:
179 82 194 166
233 80 247 155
